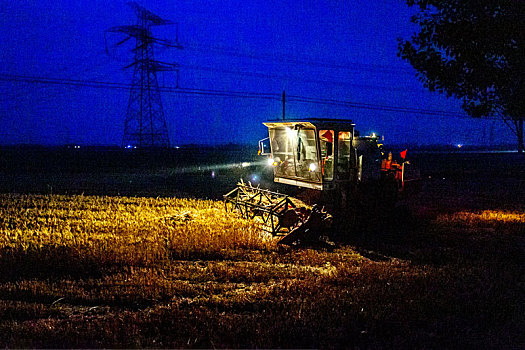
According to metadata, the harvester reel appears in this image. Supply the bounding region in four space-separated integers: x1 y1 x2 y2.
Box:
223 180 304 236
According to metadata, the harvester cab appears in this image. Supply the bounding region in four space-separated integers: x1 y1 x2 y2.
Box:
262 119 384 191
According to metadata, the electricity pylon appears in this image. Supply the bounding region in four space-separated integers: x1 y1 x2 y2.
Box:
106 2 182 148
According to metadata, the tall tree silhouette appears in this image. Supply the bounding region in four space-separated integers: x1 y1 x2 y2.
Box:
398 0 524 153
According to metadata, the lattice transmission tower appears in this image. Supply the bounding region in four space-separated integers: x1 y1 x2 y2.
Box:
106 2 182 148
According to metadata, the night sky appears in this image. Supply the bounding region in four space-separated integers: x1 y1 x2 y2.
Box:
0 0 510 147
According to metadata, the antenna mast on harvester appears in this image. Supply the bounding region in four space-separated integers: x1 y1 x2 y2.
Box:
105 2 182 148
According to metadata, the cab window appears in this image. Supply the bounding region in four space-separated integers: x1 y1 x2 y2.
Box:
269 128 295 177
296 128 321 181
269 127 321 182
319 130 334 181
337 131 352 179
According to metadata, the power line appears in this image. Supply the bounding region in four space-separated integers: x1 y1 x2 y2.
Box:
181 63 424 94
0 72 500 120
286 95 467 118
183 42 415 76
0 74 282 100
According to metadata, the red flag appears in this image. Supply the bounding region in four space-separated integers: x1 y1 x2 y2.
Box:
400 149 407 159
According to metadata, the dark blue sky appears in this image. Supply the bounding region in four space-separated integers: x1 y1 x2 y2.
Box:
0 0 508 146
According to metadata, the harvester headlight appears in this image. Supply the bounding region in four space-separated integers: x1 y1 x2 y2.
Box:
308 163 317 172
267 157 274 166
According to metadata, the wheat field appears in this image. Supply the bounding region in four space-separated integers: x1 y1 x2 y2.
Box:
0 193 523 348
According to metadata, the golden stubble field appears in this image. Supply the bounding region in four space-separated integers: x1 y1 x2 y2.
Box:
0 193 524 348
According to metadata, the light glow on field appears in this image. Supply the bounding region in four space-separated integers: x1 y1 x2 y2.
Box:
165 159 267 175
0 194 271 259
470 210 525 223
438 209 525 225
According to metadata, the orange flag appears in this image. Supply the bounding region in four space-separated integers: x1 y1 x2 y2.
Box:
400 149 407 159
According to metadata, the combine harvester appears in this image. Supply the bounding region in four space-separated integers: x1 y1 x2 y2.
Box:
224 118 420 246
